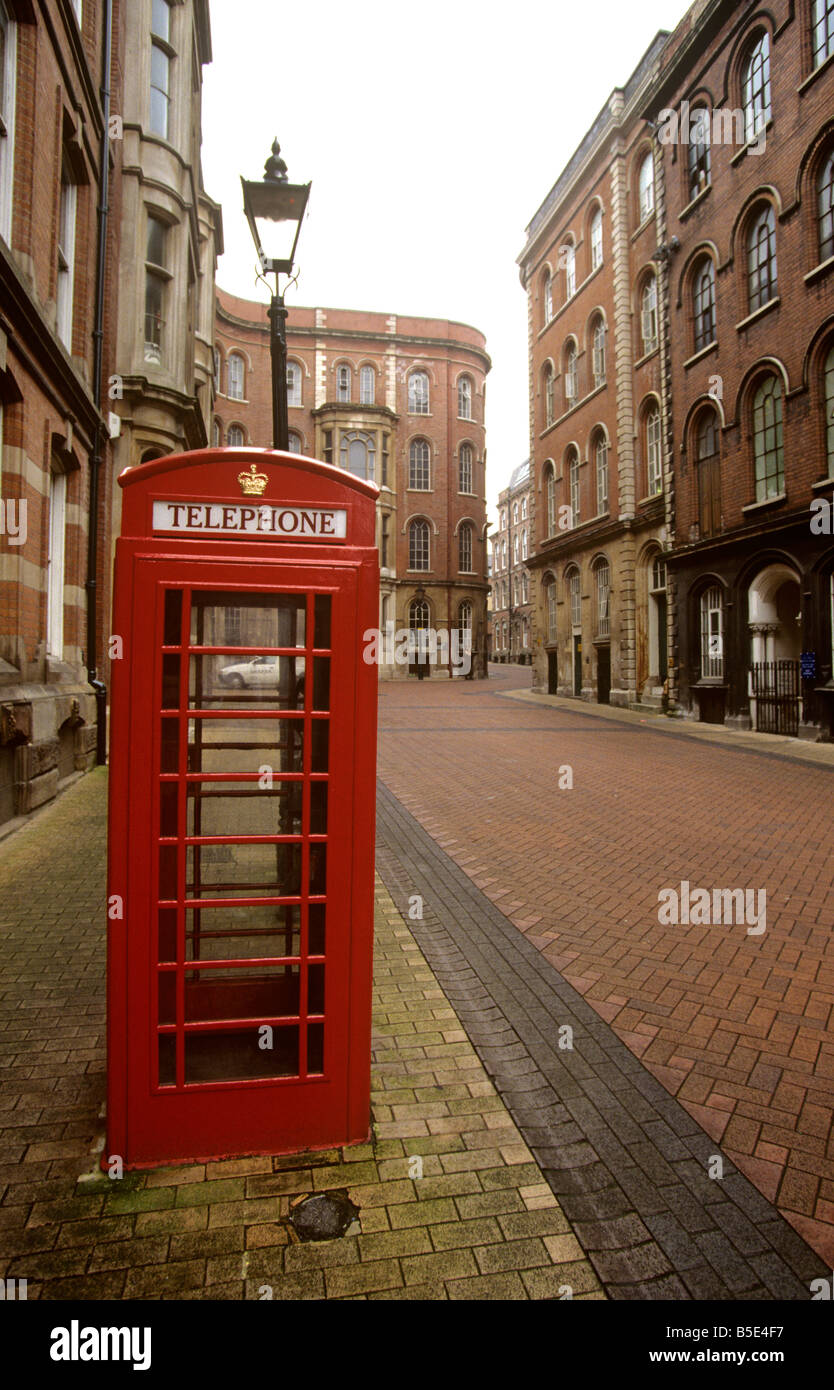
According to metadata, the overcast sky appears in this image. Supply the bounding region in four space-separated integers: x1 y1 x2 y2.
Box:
202 0 691 518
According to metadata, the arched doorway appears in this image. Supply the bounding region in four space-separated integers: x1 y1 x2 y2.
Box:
409 597 430 679
748 563 802 734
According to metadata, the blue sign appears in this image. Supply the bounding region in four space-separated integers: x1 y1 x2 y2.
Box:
800 651 816 680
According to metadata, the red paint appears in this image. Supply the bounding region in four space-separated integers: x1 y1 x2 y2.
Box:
107 448 379 1168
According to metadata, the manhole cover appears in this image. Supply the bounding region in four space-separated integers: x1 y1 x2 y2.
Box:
289 1190 359 1242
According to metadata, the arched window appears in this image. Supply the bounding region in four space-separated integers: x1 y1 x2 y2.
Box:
410 597 430 637
693 258 716 352
595 433 609 514
641 275 658 355
359 364 375 405
212 418 221 447
458 376 473 420
409 438 430 490
700 586 724 679
408 371 429 414
227 424 244 446
545 576 558 642
459 442 473 493
543 363 554 427
545 462 556 536
594 558 610 637
592 317 606 388
409 519 430 571
521 497 527 519
752 375 784 500
227 353 244 401
457 601 473 652
543 269 553 323
288 431 302 454
459 522 473 572
564 241 576 299
695 408 721 537
590 207 603 269
742 32 771 144
512 501 519 524
521 528 528 560
336 363 351 402
688 109 711 200
818 150 834 264
568 568 581 628
568 448 580 527
825 344 834 477
564 342 578 407
645 403 662 496
748 206 777 311
287 361 302 407
813 1 834 69
340 430 375 481
639 153 655 222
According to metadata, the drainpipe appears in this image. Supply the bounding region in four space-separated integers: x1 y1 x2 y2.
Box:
87 0 114 764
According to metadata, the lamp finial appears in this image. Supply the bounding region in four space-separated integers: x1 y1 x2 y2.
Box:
264 139 288 184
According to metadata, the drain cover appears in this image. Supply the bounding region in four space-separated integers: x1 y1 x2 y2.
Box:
289 1190 360 1241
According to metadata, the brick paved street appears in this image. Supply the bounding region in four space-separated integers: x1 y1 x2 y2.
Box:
376 664 834 1273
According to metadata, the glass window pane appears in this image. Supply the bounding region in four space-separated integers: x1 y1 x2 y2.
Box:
186 903 300 961
189 654 305 709
151 0 170 42
190 594 306 648
186 842 303 898
186 718 304 775
186 781 303 838
185 1026 299 1082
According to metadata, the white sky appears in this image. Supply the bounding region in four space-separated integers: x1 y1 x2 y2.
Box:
202 0 691 520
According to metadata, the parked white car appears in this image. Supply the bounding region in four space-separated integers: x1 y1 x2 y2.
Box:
218 656 304 689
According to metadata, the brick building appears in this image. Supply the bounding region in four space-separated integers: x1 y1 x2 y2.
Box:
214 290 491 678
0 0 123 827
491 459 533 663
518 34 672 707
647 0 834 738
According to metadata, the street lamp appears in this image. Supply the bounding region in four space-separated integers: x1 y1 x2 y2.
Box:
241 140 311 450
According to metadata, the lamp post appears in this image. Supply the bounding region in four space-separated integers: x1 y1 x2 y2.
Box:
241 140 311 450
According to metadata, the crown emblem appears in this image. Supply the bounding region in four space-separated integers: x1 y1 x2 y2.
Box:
238 463 269 496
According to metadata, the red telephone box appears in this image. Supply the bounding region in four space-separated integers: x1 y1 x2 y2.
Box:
106 448 379 1168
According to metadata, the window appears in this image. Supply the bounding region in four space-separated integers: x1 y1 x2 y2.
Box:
688 109 711 199
700 586 724 679
336 364 351 402
409 438 430 490
639 153 655 221
381 434 389 486
752 375 784 500
359 364 375 405
521 497 527 519
521 529 528 561
565 342 578 407
322 429 333 465
826 345 834 477
408 371 429 414
56 170 77 351
544 363 554 427
813 1 834 68
564 242 576 299
545 577 557 642
212 418 220 446
696 408 721 537
652 556 667 592
595 559 610 638
47 470 67 658
459 523 473 572
287 362 302 407
545 463 556 535
212 348 221 392
340 430 375 481
818 150 834 264
227 352 244 400
380 512 390 569
410 597 430 637
150 0 173 141
458 376 472 419
693 258 716 352
742 32 771 144
595 434 609 514
590 208 603 269
592 318 606 388
641 275 658 355
409 519 430 571
522 574 529 603
513 535 519 564
72 0 82 24
646 405 662 496
569 569 581 628
227 425 244 446
543 270 553 323
457 602 473 654
459 443 473 493
0 1 17 243
748 205 777 311
512 502 519 524
568 449 580 527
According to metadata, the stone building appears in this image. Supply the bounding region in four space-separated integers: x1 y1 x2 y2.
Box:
491 460 533 663
214 291 491 679
518 33 673 707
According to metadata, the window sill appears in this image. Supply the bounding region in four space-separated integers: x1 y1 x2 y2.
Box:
812 476 834 493
631 211 656 244
735 297 780 332
684 341 718 369
537 264 603 335
637 492 664 507
742 492 786 514
805 256 834 287
635 347 660 369
406 488 434 495
457 416 474 424
798 51 834 96
678 185 712 221
729 119 772 166
408 411 432 418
